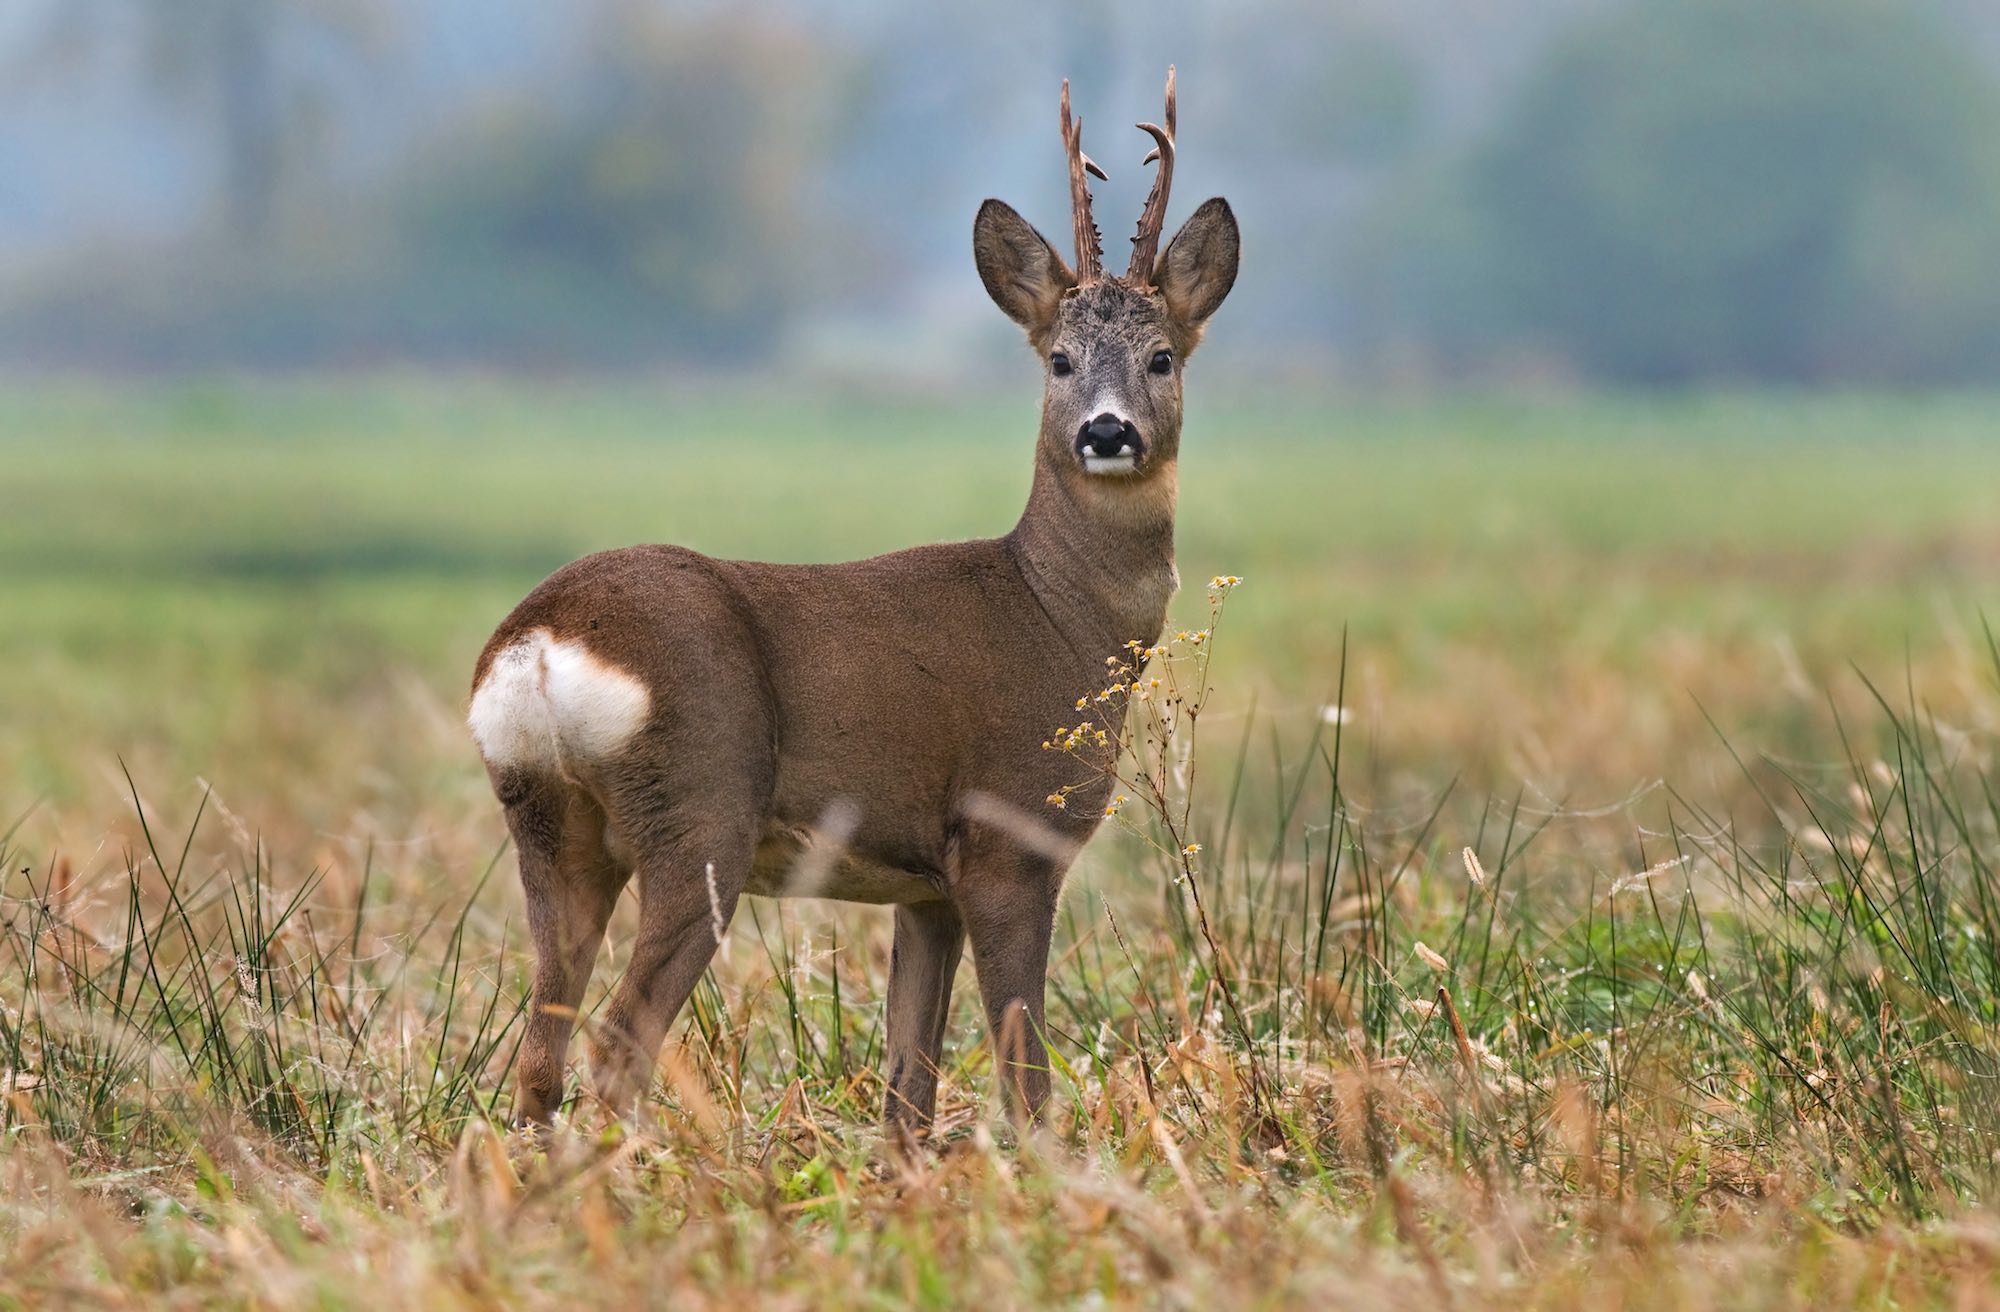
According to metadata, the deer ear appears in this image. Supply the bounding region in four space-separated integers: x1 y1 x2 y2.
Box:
974 199 1076 345
1153 197 1239 333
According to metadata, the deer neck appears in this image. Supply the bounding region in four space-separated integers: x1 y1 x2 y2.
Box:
1006 446 1180 655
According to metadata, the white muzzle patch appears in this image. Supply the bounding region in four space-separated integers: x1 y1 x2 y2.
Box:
1077 402 1143 475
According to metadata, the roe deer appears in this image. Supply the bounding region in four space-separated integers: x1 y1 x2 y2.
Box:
469 68 1238 1137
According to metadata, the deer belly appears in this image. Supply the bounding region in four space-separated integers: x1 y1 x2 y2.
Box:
747 826 946 904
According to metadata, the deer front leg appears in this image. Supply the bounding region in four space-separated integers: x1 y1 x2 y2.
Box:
956 844 1062 1126
589 823 749 1116
882 900 965 1147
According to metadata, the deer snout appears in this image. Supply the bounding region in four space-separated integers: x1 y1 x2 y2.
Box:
1075 413 1144 474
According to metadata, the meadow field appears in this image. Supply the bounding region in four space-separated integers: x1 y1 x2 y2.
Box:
3 382 2000 1307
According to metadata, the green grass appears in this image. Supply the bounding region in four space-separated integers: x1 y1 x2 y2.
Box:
5 381 1997 802
3 380 2000 1307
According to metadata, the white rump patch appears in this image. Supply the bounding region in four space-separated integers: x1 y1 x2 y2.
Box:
468 629 651 770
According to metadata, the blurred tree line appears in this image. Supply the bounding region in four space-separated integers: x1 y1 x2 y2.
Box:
1352 0 2000 383
6 0 2000 383
31 0 392 244
384 12 823 365
6 3 827 369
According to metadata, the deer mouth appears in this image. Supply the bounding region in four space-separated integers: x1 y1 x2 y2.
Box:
1076 414 1145 475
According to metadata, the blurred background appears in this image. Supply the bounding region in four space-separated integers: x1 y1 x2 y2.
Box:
5 0 1999 832
9 0 2000 384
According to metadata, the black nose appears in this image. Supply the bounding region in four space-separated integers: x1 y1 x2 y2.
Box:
1076 413 1141 458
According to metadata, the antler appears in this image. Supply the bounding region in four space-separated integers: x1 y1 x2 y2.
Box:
1125 65 1177 285
1060 79 1108 282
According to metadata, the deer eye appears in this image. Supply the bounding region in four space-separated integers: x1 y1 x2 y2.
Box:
1050 352 1073 377
1149 350 1173 375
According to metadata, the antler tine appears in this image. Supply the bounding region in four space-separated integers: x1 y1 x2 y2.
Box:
1061 79 1105 282
1126 65 1177 285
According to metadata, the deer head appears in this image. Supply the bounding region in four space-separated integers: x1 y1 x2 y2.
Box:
973 69 1240 493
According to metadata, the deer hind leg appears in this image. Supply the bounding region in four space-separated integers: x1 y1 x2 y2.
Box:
588 808 756 1116
505 777 630 1126
882 900 965 1147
